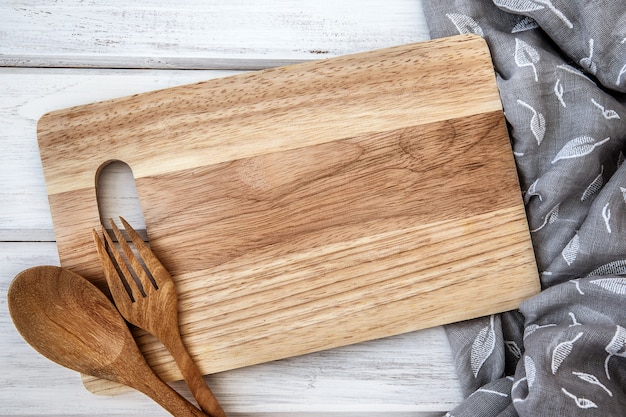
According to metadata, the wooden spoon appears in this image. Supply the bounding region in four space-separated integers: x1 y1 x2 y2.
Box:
7 265 208 417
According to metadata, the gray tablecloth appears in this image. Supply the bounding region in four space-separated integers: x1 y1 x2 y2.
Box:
422 1 626 415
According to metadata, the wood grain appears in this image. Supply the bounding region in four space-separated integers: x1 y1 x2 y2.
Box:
0 0 428 69
36 35 540 394
38 35 502 195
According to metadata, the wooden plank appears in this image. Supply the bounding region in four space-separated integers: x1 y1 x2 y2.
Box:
37 35 540 394
0 0 429 69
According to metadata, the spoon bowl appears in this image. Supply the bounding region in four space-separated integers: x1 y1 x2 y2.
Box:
8 265 207 417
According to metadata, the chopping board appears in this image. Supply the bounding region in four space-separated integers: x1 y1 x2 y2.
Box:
37 34 540 394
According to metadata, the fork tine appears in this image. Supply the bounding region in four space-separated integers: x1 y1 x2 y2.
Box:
92 228 137 303
101 224 142 298
119 216 170 287
109 218 156 294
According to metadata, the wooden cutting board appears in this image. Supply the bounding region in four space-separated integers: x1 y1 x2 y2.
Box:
37 34 540 394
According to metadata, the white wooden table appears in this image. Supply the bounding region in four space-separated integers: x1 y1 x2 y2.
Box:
0 1 465 415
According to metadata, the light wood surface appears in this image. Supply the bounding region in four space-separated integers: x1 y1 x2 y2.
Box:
0 2 515 415
1 0 428 70
36 34 539 396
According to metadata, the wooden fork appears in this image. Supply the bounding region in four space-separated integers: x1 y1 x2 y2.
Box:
93 217 226 417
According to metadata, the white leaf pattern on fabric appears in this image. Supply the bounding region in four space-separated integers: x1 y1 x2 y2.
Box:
517 99 546 145
534 0 574 28
494 0 574 28
554 79 566 107
512 16 539 33
470 315 496 378
561 388 598 409
530 202 559 233
515 38 540 82
590 278 626 294
557 64 595 83
477 388 509 398
581 166 604 201
621 187 626 204
617 63 626 87
524 323 557 340
446 13 484 37
570 279 585 295
580 39 597 75
605 325 626 380
551 136 610 164
525 356 537 388
548 204 559 223
587 260 626 276
494 0 573 26
511 376 526 392
573 371 613 397
551 332 583 374
568 312 581 327
524 178 542 204
506 340 522 359
602 202 612 234
591 98 621 120
562 233 579 266
494 0 544 12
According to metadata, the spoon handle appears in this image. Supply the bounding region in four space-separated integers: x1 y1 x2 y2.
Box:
136 369 209 417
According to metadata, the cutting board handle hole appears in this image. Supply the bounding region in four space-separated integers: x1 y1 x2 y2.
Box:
96 160 149 242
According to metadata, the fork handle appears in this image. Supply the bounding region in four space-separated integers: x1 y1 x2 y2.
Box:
165 333 228 417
